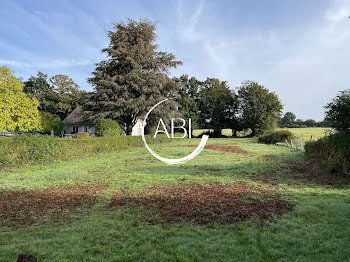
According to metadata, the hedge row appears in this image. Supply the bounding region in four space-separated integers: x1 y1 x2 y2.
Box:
258 130 295 144
305 134 350 174
0 134 170 170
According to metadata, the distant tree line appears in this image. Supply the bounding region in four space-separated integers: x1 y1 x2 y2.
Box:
175 75 282 137
279 111 330 128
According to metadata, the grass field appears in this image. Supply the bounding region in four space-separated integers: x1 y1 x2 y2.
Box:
277 127 331 141
193 127 331 140
1 138 350 261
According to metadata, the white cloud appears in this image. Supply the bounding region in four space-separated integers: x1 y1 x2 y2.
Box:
323 0 350 23
171 0 350 120
176 0 205 42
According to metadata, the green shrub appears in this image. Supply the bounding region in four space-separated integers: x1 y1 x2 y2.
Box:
40 112 56 134
258 130 295 144
73 132 90 139
53 121 66 136
95 119 121 137
325 89 350 134
328 133 350 156
305 133 350 173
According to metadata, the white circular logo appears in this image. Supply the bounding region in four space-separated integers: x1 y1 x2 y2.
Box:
141 99 209 165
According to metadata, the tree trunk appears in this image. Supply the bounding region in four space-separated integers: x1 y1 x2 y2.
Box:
250 128 256 138
126 123 133 135
233 130 237 137
213 129 221 137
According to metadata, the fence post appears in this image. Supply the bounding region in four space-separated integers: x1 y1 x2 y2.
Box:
291 140 293 148
301 134 304 151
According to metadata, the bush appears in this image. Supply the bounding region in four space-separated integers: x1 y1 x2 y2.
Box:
95 119 121 137
40 112 56 134
258 130 295 144
73 132 90 139
53 121 66 136
305 133 350 173
305 138 341 173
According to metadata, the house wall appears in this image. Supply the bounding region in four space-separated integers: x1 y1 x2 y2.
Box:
131 119 144 136
66 125 95 137
65 120 142 137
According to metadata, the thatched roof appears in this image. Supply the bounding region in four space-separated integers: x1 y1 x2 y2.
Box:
63 106 89 125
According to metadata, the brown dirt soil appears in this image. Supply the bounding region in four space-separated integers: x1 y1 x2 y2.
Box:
0 183 108 227
16 254 37 262
109 183 293 225
256 160 350 188
285 160 350 187
186 144 248 154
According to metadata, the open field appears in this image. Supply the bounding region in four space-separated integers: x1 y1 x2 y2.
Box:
193 128 331 140
1 138 350 261
277 127 332 141
192 129 233 137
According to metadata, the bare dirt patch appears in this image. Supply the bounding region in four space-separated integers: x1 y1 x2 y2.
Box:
255 160 350 188
285 160 312 174
0 183 108 227
285 160 350 188
186 144 248 154
109 183 293 226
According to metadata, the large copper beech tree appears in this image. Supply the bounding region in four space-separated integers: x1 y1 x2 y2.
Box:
85 19 182 135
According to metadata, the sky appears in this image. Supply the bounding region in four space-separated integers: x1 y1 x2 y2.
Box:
0 0 349 121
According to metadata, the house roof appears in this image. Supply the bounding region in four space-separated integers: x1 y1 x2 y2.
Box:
64 106 88 125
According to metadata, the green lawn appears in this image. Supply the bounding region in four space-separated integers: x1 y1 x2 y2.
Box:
0 138 349 261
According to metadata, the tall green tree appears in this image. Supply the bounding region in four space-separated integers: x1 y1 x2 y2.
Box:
85 19 182 135
24 73 82 120
280 112 296 127
304 119 317 127
46 74 81 120
197 78 238 136
24 71 51 98
0 66 41 132
238 81 282 136
175 75 201 129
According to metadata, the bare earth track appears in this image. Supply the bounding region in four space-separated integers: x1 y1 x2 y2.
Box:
0 183 108 227
109 182 293 225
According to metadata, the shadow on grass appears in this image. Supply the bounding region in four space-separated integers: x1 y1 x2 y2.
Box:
127 159 350 189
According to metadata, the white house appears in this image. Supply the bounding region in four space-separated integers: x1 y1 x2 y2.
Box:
63 106 143 136
63 106 96 136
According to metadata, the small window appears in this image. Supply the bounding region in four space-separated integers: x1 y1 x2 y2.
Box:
85 126 88 132
72 126 78 134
